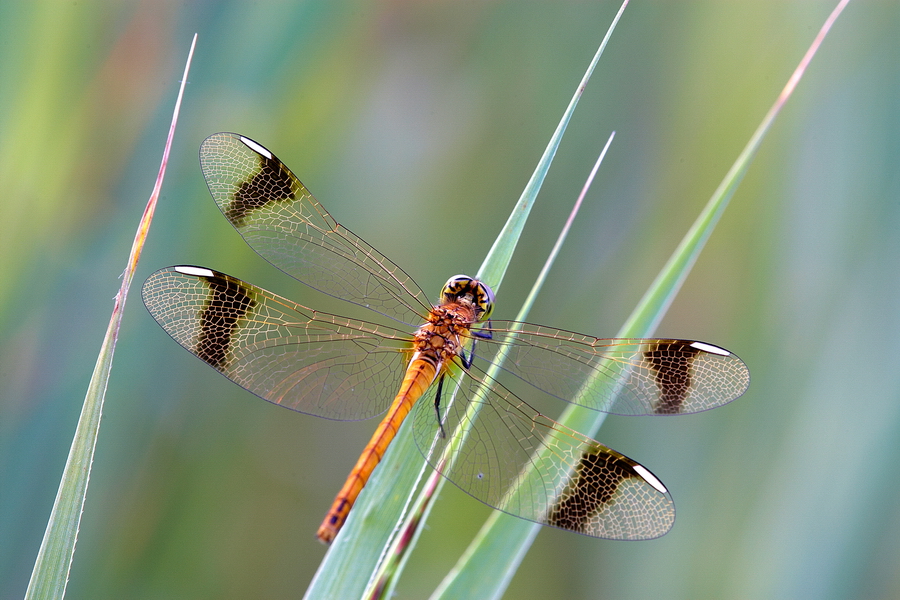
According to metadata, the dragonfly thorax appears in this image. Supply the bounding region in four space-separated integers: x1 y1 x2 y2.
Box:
413 304 477 366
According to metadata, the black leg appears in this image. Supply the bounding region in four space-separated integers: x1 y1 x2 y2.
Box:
433 374 447 439
473 318 494 340
464 319 493 369
460 345 472 369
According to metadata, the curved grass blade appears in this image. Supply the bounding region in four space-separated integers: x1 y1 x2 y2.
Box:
433 2 850 598
24 35 196 600
303 8 624 599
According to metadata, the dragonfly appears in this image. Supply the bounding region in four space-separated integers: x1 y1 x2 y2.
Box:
142 132 750 544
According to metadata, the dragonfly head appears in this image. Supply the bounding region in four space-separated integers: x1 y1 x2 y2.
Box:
440 275 495 322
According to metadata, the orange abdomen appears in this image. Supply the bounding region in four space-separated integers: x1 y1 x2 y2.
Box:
316 356 438 544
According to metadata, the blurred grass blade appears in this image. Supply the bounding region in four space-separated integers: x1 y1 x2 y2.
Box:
365 135 616 600
24 34 196 600
432 2 849 599
303 6 627 598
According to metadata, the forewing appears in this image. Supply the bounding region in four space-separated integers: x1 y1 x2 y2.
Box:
412 366 675 540
199 132 432 326
142 266 411 421
472 323 750 416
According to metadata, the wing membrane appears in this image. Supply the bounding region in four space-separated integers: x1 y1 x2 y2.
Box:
471 322 750 416
412 365 675 540
142 266 412 421
200 132 432 326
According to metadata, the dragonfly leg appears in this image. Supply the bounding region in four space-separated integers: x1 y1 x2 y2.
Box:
459 345 473 369
461 319 492 369
472 319 494 340
433 374 447 439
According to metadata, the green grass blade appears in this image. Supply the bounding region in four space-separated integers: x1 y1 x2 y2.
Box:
24 333 114 600
432 2 849 598
303 9 625 599
24 36 196 600
364 135 616 600
475 7 625 293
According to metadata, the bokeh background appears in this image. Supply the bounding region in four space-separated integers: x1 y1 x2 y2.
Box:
2 1 898 599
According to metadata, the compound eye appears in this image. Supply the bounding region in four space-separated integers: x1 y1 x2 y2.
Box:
474 281 495 322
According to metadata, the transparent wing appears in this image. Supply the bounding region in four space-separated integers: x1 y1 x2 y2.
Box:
412 365 675 540
142 266 412 421
471 322 750 416
199 132 432 327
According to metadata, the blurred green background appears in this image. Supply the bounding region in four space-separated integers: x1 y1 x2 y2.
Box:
2 1 898 599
